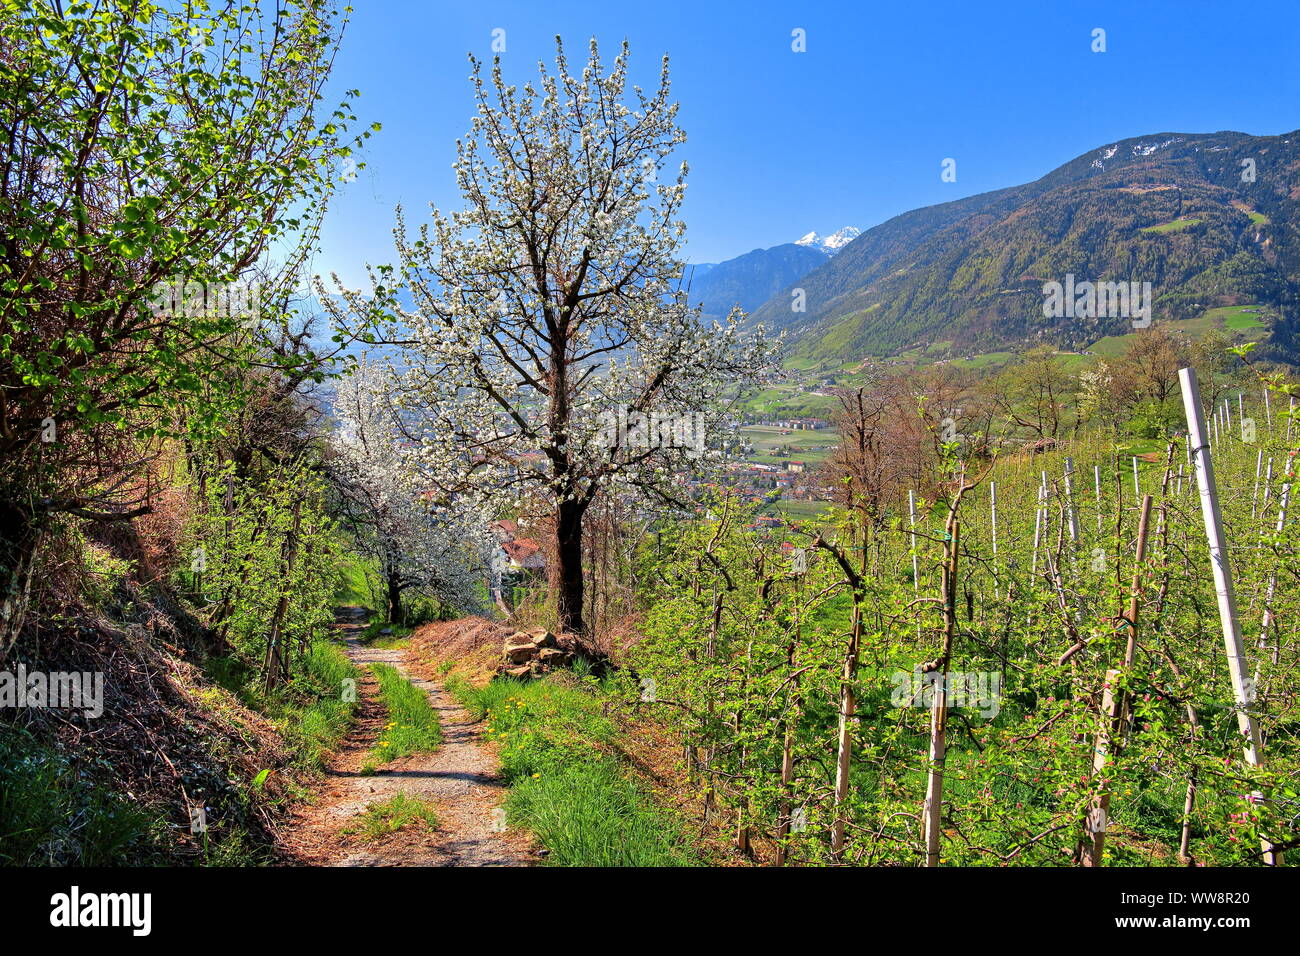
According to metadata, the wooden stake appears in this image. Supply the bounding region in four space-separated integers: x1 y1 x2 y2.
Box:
1178 367 1278 865
829 539 866 861
990 482 999 598
1031 483 1046 576
1094 464 1103 533
1252 449 1264 519
1261 455 1292 665
923 517 960 867
775 568 803 866
1080 494 1153 867
1063 458 1080 544
909 489 921 640
908 489 919 596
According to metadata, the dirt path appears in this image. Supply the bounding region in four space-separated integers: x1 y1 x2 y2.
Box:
281 607 533 866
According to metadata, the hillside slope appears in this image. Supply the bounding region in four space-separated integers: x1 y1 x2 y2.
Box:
746 130 1300 363
687 242 828 320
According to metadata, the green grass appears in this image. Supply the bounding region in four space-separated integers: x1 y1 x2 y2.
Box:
358 619 413 649
1201 304 1265 331
448 672 695 866
204 638 360 771
1118 437 1163 457
334 542 379 606
363 663 442 770
741 425 838 449
0 726 166 865
17 637 365 866
1140 216 1202 234
1232 202 1270 226
508 763 693 867
1054 351 1092 372
737 384 839 420
1085 304 1266 359
343 793 438 840
770 498 830 520
738 425 839 470
1087 332 1138 359
290 641 363 768
951 351 1014 371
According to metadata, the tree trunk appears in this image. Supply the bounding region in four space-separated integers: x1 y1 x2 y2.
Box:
385 562 404 625
264 497 302 689
1080 494 1152 867
0 505 40 663
554 497 587 636
776 572 804 866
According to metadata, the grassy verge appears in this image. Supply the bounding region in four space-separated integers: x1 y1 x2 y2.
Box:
447 671 694 866
207 639 361 771
2 637 363 867
290 641 363 768
363 663 442 771
343 793 439 841
0 726 166 865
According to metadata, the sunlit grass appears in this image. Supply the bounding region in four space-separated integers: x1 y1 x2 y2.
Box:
362 664 442 772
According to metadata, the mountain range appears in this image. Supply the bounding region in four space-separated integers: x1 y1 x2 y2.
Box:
734 130 1300 366
685 228 858 320
794 227 863 256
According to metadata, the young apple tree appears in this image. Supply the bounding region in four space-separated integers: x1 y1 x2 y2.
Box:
0 0 371 656
322 39 773 635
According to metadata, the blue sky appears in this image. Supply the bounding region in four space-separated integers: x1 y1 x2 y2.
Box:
313 0 1300 286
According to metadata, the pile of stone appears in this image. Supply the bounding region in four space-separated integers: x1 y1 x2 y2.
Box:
501 628 573 678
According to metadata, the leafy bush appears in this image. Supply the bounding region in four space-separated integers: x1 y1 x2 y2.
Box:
287 642 362 769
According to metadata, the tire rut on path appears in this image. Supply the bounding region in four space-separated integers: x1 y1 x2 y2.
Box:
281 607 534 867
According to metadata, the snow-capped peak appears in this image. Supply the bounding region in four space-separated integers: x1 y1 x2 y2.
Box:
795 227 861 255
822 226 861 252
